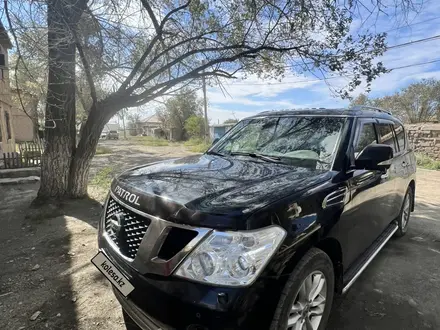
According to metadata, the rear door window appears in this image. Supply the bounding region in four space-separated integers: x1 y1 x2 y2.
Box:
377 123 397 155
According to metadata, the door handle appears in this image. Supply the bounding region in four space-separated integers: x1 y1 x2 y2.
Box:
381 172 389 179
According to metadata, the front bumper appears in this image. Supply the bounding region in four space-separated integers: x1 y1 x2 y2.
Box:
99 245 280 330
98 194 284 329
114 288 168 330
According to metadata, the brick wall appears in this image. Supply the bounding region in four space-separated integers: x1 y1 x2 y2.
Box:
406 123 440 160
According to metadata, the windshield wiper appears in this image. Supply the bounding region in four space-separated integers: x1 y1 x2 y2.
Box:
230 152 281 163
206 150 226 157
282 156 330 165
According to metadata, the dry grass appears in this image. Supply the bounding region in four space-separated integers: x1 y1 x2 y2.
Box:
416 153 440 170
184 138 211 153
95 146 113 155
129 136 169 146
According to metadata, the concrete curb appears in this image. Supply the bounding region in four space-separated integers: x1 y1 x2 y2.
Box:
0 176 40 185
0 167 41 179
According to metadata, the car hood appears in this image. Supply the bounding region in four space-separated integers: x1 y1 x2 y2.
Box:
112 154 330 229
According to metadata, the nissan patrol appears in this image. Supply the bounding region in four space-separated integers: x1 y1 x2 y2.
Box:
93 107 416 330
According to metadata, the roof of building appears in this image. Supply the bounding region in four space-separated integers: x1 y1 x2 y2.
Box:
140 114 161 124
0 22 13 49
248 106 400 123
210 123 236 128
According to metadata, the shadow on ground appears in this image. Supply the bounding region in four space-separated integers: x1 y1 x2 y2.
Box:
327 200 440 330
0 183 78 329
0 183 123 330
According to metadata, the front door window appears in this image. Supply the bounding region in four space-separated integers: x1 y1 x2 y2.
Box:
354 122 377 157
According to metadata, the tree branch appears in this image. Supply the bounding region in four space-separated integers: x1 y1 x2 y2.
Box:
73 29 97 106
139 0 161 36
130 44 303 106
119 1 192 92
3 0 39 129
132 31 222 87
132 43 305 92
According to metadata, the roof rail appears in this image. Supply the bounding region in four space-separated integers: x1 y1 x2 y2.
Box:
351 105 392 115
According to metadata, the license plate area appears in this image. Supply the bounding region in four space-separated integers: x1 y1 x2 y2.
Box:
91 251 134 297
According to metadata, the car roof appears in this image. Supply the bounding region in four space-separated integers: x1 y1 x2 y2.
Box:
248 106 402 124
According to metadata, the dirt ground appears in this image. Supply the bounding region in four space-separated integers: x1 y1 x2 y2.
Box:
88 140 196 202
1 142 440 330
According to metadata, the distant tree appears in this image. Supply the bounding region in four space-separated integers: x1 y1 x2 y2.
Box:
397 79 440 123
185 115 205 138
350 79 440 123
157 89 203 141
349 94 370 107
224 118 239 124
127 113 142 135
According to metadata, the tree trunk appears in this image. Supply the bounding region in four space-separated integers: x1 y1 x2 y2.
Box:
68 108 110 197
37 0 78 200
36 0 87 202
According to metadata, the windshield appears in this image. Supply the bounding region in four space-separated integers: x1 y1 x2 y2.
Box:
211 116 345 170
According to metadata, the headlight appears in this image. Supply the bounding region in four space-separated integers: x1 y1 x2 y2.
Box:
174 226 286 286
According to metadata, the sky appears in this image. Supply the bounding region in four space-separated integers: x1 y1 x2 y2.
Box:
202 0 440 124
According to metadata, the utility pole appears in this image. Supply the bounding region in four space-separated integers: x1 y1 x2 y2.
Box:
122 109 127 139
202 76 209 141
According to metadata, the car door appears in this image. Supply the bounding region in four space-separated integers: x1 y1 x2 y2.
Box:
334 118 395 268
392 122 412 213
376 121 402 222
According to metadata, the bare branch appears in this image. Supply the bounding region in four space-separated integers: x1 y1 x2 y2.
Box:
132 43 306 92
73 29 97 107
3 0 38 129
139 0 161 36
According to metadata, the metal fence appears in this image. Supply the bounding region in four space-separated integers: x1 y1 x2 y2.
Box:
0 141 43 169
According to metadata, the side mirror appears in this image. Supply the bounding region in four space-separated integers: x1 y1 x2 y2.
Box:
354 144 393 171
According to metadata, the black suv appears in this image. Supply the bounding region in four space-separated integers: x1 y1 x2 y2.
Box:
93 107 416 330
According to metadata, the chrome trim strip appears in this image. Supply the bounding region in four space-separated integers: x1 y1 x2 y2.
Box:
322 187 348 209
109 191 167 223
342 224 398 294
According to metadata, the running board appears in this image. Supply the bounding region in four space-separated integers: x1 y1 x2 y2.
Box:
342 223 398 294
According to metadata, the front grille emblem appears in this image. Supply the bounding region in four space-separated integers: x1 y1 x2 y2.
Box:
110 213 125 238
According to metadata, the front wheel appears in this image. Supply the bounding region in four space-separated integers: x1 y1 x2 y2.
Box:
395 187 413 237
270 248 334 330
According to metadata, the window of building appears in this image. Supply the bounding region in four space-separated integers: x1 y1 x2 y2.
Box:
5 111 11 140
0 53 5 66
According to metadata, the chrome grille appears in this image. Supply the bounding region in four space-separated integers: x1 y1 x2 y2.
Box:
105 196 151 259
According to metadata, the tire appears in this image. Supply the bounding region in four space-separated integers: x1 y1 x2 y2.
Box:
122 310 142 330
270 248 334 330
395 187 413 237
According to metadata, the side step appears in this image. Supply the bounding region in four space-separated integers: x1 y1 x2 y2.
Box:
342 222 398 294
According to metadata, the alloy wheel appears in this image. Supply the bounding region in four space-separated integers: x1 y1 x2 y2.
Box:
401 193 411 229
287 271 327 330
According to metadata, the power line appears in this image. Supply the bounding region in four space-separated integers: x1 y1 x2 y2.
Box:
243 32 440 78
386 34 440 50
390 58 440 70
384 16 440 33
225 35 440 86
228 58 440 86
